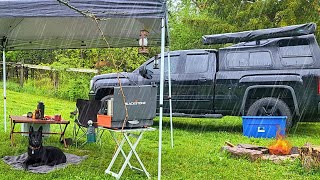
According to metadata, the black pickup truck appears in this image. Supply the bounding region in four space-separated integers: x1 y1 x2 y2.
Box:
89 23 320 128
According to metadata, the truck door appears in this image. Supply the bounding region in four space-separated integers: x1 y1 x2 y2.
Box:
136 53 181 113
174 51 216 114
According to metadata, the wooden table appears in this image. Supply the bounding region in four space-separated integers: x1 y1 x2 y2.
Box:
9 115 70 148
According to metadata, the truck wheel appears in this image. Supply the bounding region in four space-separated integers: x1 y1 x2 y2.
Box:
246 97 293 128
99 95 114 114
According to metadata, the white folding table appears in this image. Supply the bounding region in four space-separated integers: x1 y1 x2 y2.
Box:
98 127 156 180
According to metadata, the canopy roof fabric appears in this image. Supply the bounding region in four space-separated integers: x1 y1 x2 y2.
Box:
0 0 166 50
202 23 316 45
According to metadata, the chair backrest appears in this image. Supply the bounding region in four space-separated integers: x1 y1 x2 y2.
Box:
76 99 101 127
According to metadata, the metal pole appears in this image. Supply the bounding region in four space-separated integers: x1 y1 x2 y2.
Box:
158 18 165 180
167 50 173 148
2 48 6 132
164 10 173 148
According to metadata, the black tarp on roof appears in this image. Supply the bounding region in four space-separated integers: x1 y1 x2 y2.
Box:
202 23 316 45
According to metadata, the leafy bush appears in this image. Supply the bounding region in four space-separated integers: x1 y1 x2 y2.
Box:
4 70 92 101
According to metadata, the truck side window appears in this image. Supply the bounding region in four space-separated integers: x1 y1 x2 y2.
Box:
279 39 313 66
145 55 180 75
227 51 272 68
185 54 209 73
248 51 272 67
164 55 180 74
227 52 249 67
146 61 159 74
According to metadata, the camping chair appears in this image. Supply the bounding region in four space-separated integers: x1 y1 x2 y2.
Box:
71 99 101 147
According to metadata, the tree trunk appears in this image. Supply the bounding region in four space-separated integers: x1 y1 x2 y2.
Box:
19 63 24 87
53 71 59 91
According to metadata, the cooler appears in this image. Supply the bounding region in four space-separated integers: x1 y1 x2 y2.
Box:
242 116 287 138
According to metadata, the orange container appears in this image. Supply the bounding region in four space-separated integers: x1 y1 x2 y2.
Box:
97 115 112 128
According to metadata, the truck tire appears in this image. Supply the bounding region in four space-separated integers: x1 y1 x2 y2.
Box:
246 97 293 129
99 95 114 114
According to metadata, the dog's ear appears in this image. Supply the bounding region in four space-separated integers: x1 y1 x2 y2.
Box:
38 126 43 133
29 126 34 133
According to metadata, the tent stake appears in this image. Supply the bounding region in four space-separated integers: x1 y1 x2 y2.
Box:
2 48 6 132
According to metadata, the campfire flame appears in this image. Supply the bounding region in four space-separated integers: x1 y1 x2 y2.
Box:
268 128 292 155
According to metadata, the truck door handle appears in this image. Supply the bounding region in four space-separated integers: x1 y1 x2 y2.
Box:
198 77 207 82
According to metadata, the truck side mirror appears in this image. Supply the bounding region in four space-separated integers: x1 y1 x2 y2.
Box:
139 66 153 79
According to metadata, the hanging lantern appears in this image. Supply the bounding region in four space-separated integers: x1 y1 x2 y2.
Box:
138 30 149 54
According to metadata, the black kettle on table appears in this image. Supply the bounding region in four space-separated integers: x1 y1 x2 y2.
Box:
37 102 45 119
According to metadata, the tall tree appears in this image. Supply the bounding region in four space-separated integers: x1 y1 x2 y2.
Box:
169 0 320 50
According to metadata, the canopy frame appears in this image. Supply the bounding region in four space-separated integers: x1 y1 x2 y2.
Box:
0 1 171 179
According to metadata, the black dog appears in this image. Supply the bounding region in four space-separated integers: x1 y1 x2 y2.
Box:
23 126 66 170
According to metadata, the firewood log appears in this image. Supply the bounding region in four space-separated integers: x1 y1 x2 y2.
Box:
237 144 269 154
225 141 235 147
300 143 320 170
221 146 263 161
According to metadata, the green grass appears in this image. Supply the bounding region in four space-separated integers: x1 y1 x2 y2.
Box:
1 89 320 179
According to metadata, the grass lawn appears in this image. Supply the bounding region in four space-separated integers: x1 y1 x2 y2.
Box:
0 89 320 179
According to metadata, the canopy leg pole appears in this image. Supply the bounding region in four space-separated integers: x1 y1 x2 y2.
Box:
167 50 173 148
158 18 166 180
2 48 6 132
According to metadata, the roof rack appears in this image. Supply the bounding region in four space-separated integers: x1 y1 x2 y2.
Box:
202 23 316 45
